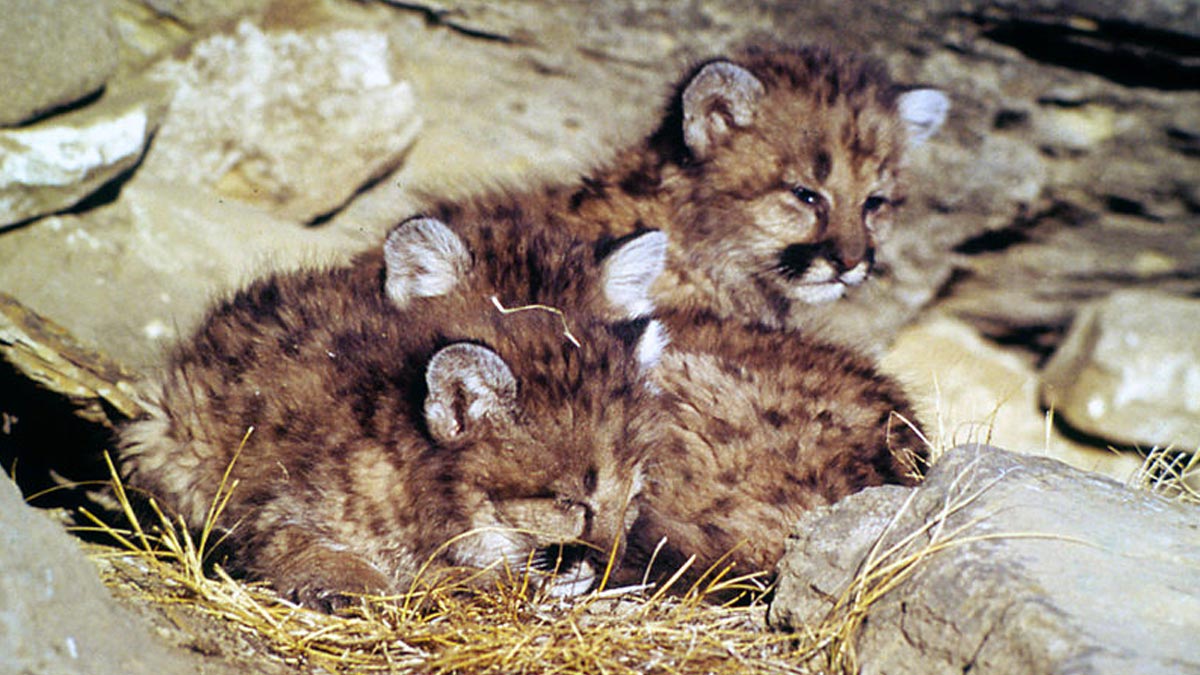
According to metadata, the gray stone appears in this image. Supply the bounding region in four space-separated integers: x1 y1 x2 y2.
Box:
925 0 1199 39
768 444 1200 675
141 19 421 223
0 81 171 229
0 475 231 675
1041 290 1200 450
0 0 119 127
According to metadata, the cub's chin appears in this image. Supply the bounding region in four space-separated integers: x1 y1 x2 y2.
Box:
784 262 871 305
539 563 598 598
790 281 849 305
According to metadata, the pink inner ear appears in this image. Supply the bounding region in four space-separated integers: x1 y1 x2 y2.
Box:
384 217 470 307
423 343 517 443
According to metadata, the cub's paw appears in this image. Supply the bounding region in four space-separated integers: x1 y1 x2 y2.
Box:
270 547 392 613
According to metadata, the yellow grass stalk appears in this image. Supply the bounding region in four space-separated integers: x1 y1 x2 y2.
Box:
84 447 812 674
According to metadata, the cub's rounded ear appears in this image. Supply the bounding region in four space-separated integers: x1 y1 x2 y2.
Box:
424 343 518 444
384 216 471 309
600 230 667 320
681 60 766 161
897 88 950 148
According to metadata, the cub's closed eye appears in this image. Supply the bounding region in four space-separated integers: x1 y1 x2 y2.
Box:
791 187 822 206
863 196 889 213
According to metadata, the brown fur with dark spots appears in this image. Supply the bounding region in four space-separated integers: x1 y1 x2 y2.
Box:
399 44 938 596
615 308 925 594
120 223 665 610
419 44 944 328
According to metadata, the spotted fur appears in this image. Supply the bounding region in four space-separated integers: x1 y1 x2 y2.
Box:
422 44 948 328
615 308 925 593
120 219 668 610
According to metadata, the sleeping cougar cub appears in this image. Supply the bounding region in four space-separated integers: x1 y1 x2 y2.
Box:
121 219 669 610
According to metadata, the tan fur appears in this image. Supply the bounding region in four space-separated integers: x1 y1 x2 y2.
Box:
615 309 925 592
120 220 667 610
420 44 947 328
409 44 939 594
121 44 944 609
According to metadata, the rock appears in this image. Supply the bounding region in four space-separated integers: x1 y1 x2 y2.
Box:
936 210 1200 340
0 0 119 126
1041 289 1200 450
882 314 1144 480
0 475 232 675
0 174 365 370
768 444 1200 675
142 19 421 223
140 0 268 27
0 81 171 229
0 292 143 428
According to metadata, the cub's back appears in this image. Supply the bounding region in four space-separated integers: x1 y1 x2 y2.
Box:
618 310 925 591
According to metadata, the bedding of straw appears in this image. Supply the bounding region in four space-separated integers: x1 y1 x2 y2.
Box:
71 418 1197 675
77 453 825 674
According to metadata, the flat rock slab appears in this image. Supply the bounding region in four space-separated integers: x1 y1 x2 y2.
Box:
768 444 1200 675
0 174 365 370
0 81 171 229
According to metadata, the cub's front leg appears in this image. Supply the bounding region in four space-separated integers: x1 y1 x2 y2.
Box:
248 525 394 612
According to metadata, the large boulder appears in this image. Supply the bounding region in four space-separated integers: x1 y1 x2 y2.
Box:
0 0 119 126
1041 289 1200 451
141 19 421 223
768 444 1200 675
882 313 1144 480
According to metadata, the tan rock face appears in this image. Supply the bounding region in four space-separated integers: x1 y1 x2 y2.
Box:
1041 290 1200 451
0 0 119 126
882 314 1144 480
0 176 364 369
142 19 421 222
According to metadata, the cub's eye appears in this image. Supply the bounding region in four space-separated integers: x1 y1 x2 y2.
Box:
791 187 822 206
864 195 892 213
863 196 889 213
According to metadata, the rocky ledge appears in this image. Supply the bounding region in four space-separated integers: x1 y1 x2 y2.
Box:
0 1 1197 674
769 444 1200 675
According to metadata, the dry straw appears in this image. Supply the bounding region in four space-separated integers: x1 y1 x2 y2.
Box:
491 295 581 348
78 446 818 674
1131 444 1199 504
70 411 1196 674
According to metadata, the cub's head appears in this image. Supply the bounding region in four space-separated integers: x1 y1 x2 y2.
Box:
421 325 664 597
662 45 948 311
383 216 668 596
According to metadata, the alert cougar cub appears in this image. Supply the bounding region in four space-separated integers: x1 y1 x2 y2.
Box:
420 44 948 327
120 218 668 610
